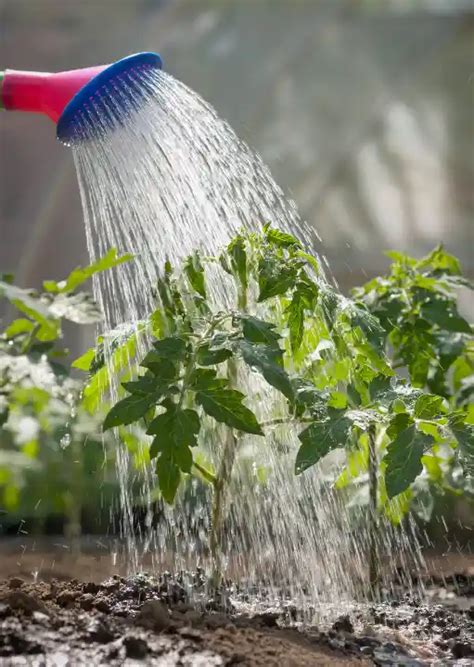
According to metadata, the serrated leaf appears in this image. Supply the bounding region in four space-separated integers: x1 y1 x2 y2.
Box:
184 252 206 298
238 339 293 400
156 454 181 504
4 319 34 338
384 426 433 498
241 316 280 346
265 227 301 248
152 336 188 361
418 245 461 276
0 281 50 319
449 415 474 476
122 376 168 396
147 407 199 445
196 343 232 366
227 236 248 289
287 293 305 352
421 300 471 334
291 379 328 419
72 348 95 371
43 248 133 294
319 289 340 327
103 393 157 431
82 332 138 413
386 412 413 439
295 413 353 474
140 353 177 381
414 394 445 419
189 368 228 391
196 388 263 435
350 304 385 350
148 407 199 475
257 255 296 302
328 391 347 409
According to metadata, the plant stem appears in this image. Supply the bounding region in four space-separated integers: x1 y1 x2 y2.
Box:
209 274 246 589
209 427 238 588
193 460 217 486
368 423 379 598
209 356 240 589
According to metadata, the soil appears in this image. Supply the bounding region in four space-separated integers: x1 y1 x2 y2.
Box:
0 576 365 666
0 542 472 666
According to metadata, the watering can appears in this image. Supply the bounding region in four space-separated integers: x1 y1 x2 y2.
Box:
0 52 163 144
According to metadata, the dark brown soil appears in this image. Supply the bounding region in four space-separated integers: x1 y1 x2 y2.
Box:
0 541 472 665
0 577 365 666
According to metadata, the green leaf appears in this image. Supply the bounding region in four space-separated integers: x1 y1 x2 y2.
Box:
196 388 263 435
156 454 181 504
0 281 50 319
265 227 301 248
43 248 133 294
4 319 34 338
287 293 305 353
184 252 206 298
418 245 461 276
227 236 248 289
82 331 138 413
72 348 95 371
384 426 433 498
189 368 228 391
386 412 413 439
449 415 474 476
328 391 348 409
414 394 445 419
368 375 392 402
421 300 471 334
103 394 157 431
196 343 232 366
140 353 177 381
0 404 9 427
148 407 200 475
257 255 296 302
152 336 188 361
350 304 385 350
385 250 417 267
295 413 353 474
147 407 199 445
238 340 293 400
122 376 168 396
241 316 280 346
291 379 328 419
319 288 340 328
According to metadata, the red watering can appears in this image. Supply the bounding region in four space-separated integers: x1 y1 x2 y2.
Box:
0 52 163 144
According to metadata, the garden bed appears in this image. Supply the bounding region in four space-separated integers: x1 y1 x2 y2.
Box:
0 545 472 666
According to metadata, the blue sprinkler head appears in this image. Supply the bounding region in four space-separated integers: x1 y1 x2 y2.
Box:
56 52 163 145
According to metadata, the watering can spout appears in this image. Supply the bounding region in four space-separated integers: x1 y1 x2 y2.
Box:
0 52 163 144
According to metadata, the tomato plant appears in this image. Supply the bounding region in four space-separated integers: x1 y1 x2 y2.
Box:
95 227 472 588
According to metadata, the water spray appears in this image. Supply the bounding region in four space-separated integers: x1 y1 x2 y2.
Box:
0 52 163 144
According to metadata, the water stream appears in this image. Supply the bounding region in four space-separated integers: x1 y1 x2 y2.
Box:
71 67 422 613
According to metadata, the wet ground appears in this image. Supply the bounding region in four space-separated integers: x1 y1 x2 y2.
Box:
0 540 472 665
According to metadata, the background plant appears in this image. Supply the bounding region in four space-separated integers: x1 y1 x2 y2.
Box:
0 250 131 538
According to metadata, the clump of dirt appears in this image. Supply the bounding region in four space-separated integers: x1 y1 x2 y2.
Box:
0 571 472 665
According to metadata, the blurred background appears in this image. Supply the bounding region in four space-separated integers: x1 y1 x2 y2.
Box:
0 0 473 560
